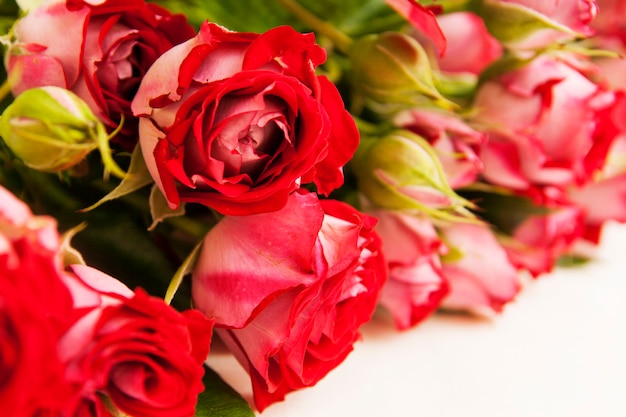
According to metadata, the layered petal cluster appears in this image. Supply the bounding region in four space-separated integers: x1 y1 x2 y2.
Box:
132 22 359 216
192 192 386 410
473 53 618 204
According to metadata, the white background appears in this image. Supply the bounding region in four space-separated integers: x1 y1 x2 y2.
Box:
207 222 626 417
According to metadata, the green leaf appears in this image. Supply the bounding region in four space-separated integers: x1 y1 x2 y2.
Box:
149 184 185 230
152 0 393 37
59 222 87 267
81 144 153 212
195 366 255 417
151 0 293 32
68 207 177 301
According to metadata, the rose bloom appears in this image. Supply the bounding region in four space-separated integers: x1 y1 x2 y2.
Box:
394 108 486 188
0 186 76 416
503 206 585 276
472 53 618 204
440 222 521 313
58 265 214 417
191 192 386 410
6 0 195 149
0 185 213 417
132 22 359 216
436 12 502 76
369 208 448 330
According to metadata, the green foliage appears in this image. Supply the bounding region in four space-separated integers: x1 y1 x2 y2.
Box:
151 0 294 32
459 189 552 235
151 0 399 37
195 367 255 417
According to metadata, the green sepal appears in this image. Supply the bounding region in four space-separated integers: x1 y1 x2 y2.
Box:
164 234 201 305
81 144 153 212
478 0 582 45
352 131 477 222
59 222 87 267
149 184 185 231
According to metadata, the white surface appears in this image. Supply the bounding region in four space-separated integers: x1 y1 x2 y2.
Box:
206 222 626 417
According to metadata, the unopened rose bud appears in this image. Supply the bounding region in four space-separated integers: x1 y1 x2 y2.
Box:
349 32 451 114
351 129 474 221
0 86 125 177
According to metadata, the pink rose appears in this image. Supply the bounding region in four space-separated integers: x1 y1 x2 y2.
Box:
436 12 502 75
395 108 486 188
473 53 618 204
569 173 626 242
567 109 626 242
191 192 386 410
58 265 214 417
0 186 75 416
369 209 448 330
6 0 195 149
132 22 359 216
590 0 626 38
440 222 521 313
503 206 585 276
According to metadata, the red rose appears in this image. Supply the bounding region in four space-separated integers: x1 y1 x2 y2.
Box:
191 192 386 410
132 22 359 215
0 184 214 416
0 186 75 416
6 0 195 149
59 265 214 417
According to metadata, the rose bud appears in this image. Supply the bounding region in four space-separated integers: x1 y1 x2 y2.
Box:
348 32 450 114
191 192 386 411
351 130 474 221
394 107 486 188
132 22 359 216
0 86 125 177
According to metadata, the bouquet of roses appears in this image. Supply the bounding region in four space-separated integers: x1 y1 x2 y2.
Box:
1 0 625 415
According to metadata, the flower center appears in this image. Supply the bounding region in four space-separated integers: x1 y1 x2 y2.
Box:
211 95 289 181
